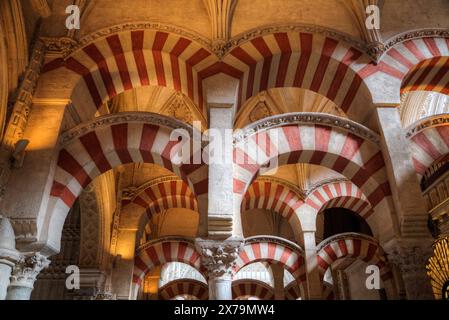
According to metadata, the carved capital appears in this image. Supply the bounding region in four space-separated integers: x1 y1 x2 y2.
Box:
10 253 51 288
195 238 243 278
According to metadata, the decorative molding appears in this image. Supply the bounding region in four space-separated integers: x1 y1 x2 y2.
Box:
195 238 243 278
121 175 180 202
224 23 367 59
405 114 449 139
316 232 381 253
8 218 38 243
381 28 449 58
234 112 380 145
2 40 46 150
245 235 304 255
40 37 79 58
59 112 196 147
65 22 213 58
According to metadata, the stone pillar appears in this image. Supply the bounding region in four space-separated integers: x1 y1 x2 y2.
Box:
208 105 234 238
270 264 285 300
299 210 322 300
6 253 50 300
384 239 434 300
333 269 350 300
196 238 243 300
0 216 21 300
375 107 429 238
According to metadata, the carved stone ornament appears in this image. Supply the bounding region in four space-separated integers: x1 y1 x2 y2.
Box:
10 253 51 287
41 37 79 57
405 114 449 139
234 112 380 145
195 239 243 278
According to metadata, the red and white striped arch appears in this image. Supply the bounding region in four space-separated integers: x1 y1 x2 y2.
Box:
232 280 275 300
408 122 449 178
382 37 449 95
316 233 387 278
51 118 207 206
48 115 208 251
133 238 203 287
122 179 198 223
241 179 304 221
284 281 302 300
47 29 217 121
233 122 391 219
158 279 208 300
233 237 306 282
223 32 373 118
305 181 374 219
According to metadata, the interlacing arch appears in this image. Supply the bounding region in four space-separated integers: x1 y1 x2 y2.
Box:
232 279 275 300
48 112 207 250
406 115 449 179
305 180 374 219
233 236 306 283
382 37 449 95
158 279 208 300
133 237 204 289
121 177 198 229
316 233 388 280
233 113 392 233
241 178 304 222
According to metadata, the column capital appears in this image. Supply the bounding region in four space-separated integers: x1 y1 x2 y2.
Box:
384 238 433 274
195 238 243 279
9 253 50 288
383 237 434 299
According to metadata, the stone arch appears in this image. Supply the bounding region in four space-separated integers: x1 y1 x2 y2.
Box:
120 177 199 234
306 181 374 219
220 31 374 124
241 178 304 222
232 279 275 300
233 113 392 236
284 281 302 300
233 236 306 283
406 115 449 179
46 112 207 253
316 233 388 280
43 26 218 121
383 37 449 96
158 279 208 300
132 238 204 291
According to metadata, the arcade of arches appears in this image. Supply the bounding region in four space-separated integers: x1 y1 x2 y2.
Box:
1 0 449 301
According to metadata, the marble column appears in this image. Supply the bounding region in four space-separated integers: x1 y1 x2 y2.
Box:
0 216 20 300
196 238 243 300
384 238 434 300
302 229 322 299
6 253 50 300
